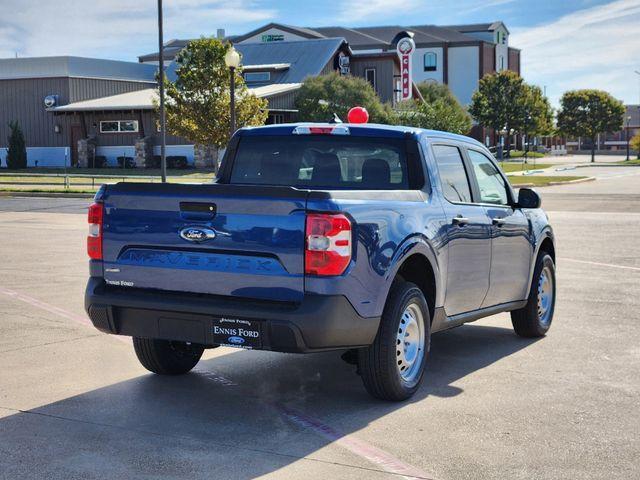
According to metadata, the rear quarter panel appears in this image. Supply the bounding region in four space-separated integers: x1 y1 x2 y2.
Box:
305 190 448 318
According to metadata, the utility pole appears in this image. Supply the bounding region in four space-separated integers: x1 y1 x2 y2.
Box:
157 0 167 183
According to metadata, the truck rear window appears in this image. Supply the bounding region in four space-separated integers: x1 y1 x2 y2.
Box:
229 136 410 189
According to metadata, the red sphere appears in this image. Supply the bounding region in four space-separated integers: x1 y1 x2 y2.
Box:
347 106 369 124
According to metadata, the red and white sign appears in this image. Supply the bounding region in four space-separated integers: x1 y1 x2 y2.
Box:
396 37 415 101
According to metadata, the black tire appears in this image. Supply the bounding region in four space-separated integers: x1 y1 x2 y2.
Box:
358 280 431 401
133 337 204 375
511 253 556 337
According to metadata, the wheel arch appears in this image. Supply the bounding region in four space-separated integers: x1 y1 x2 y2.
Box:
383 237 443 324
525 228 556 294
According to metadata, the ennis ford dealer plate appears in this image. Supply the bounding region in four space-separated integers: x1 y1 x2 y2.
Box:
212 318 262 349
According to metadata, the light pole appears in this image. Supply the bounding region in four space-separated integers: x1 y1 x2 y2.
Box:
224 46 241 137
626 116 631 161
635 70 640 159
157 0 166 182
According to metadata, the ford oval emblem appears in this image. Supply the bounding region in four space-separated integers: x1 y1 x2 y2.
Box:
228 336 245 345
179 226 216 243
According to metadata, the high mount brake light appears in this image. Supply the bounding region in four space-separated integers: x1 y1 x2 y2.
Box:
87 202 103 260
305 213 352 276
292 125 350 135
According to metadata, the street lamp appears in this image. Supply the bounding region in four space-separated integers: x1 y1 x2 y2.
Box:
157 0 166 182
626 116 631 161
224 46 241 137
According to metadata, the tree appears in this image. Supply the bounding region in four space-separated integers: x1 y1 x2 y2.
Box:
469 70 529 156
630 133 640 159
394 82 472 134
163 37 268 168
557 89 625 163
6 121 27 169
295 72 393 123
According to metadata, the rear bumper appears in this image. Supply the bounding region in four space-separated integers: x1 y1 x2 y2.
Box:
84 277 380 353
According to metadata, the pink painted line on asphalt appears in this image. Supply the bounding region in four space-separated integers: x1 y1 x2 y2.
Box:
0 285 128 344
277 404 433 480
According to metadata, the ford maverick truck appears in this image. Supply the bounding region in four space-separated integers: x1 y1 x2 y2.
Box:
85 123 556 401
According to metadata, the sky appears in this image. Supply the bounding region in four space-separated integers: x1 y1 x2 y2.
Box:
0 0 639 106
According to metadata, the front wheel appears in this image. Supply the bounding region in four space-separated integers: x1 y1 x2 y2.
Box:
133 337 204 375
511 253 556 337
358 280 431 401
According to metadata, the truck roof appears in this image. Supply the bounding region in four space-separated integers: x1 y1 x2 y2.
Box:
239 122 485 148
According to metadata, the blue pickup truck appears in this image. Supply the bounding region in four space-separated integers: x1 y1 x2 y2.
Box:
85 122 556 401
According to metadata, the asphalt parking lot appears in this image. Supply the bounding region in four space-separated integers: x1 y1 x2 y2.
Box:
1 168 639 479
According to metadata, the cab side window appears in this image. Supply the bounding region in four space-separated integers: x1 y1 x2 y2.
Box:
467 150 509 205
432 145 472 203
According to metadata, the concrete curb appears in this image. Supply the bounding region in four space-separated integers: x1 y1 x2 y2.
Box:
574 163 640 168
512 176 596 188
546 176 596 186
0 191 94 198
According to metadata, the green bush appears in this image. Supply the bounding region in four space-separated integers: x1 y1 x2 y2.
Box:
147 155 190 169
89 155 107 169
117 156 135 168
147 155 161 169
167 156 189 169
6 121 27 169
508 150 546 158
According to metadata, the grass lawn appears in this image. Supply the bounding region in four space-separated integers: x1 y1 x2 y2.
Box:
499 162 553 174
505 150 547 159
612 159 640 165
507 175 587 186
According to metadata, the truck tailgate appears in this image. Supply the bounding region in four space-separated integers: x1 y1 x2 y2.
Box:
100 183 308 302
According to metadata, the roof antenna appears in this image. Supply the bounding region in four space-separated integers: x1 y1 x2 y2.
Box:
328 112 343 124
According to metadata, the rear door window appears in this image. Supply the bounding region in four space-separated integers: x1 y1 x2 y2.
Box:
432 145 472 203
229 136 409 189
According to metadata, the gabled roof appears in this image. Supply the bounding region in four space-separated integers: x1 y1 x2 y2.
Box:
49 83 302 113
311 26 388 48
0 56 158 82
232 22 324 44
232 38 347 83
443 21 508 34
409 25 481 43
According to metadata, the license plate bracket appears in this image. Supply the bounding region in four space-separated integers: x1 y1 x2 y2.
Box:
212 317 262 349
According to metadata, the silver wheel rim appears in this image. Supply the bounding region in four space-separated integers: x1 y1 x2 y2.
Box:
396 303 426 383
537 266 554 326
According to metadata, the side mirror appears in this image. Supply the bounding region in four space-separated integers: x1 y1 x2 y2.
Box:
517 188 541 209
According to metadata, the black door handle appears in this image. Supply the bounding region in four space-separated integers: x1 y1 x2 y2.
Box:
452 216 469 226
492 217 506 226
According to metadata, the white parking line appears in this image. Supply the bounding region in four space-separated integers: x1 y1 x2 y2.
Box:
560 258 640 272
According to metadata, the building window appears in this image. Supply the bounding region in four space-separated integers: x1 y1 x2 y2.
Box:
365 68 376 89
244 71 270 82
499 56 505 71
100 120 139 133
271 113 285 124
424 52 437 72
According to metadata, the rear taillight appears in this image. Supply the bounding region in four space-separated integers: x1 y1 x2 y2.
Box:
305 213 352 276
87 202 103 260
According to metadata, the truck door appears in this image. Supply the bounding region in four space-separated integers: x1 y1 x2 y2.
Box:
431 144 492 316
464 148 532 307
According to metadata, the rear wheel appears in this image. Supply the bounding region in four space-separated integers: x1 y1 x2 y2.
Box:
358 280 430 401
511 253 556 337
133 337 204 375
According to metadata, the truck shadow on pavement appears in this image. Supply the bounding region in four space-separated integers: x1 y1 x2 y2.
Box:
0 323 539 479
